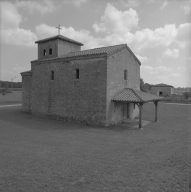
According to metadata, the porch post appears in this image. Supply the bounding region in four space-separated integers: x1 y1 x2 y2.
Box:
139 103 143 128
154 101 158 122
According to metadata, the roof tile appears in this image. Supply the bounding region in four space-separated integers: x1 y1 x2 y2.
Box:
35 35 83 46
112 88 162 102
58 44 127 59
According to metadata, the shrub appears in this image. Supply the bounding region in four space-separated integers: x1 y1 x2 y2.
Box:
183 92 191 100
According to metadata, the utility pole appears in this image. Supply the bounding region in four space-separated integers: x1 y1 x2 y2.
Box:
11 76 16 89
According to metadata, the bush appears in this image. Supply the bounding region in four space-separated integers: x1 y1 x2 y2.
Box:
183 92 191 100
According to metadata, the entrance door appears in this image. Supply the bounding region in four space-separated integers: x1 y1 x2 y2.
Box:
123 103 129 119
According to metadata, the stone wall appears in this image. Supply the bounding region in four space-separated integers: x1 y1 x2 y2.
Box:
22 46 141 126
151 86 172 96
21 73 32 113
106 47 140 124
30 56 107 125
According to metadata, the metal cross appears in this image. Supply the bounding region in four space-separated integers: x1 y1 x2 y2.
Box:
56 25 62 35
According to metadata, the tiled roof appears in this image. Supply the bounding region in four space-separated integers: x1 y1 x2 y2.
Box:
31 43 141 65
112 88 162 103
35 35 83 46
58 44 127 59
151 83 173 88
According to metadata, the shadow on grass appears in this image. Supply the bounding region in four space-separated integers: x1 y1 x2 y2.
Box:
0 104 156 134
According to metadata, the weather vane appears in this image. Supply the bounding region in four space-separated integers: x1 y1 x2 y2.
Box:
56 25 62 35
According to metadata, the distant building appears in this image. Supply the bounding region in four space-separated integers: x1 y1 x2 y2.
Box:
150 83 174 96
21 35 160 127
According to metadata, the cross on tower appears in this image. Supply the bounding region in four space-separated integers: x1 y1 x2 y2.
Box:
56 25 62 35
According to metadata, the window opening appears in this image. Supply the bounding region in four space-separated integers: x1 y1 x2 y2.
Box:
43 49 46 56
49 48 52 55
51 71 54 80
75 69 79 79
124 69 128 80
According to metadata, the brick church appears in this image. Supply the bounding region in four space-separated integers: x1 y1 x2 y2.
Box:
21 34 160 127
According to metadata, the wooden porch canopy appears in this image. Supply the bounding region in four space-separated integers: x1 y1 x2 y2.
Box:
112 88 162 128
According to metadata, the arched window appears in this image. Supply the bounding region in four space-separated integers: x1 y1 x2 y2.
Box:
124 69 128 80
49 48 52 55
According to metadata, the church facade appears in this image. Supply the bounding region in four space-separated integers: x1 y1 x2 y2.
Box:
21 35 141 126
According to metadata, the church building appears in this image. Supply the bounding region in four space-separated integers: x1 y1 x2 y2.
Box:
21 34 161 127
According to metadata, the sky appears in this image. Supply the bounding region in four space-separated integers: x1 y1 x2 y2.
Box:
0 0 190 87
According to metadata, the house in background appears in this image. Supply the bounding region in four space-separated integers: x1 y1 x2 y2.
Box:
21 35 161 127
150 83 174 96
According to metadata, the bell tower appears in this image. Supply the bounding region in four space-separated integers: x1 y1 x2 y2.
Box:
35 35 83 60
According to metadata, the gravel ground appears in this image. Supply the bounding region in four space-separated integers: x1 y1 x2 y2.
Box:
0 103 189 192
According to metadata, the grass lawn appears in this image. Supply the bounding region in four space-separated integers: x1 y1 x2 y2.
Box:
0 91 22 105
0 103 189 192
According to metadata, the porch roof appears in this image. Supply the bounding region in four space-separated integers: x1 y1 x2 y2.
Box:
112 88 162 103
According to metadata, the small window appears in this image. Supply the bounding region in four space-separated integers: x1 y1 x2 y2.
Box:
49 48 52 55
75 69 79 79
43 49 46 56
124 69 128 80
51 71 54 80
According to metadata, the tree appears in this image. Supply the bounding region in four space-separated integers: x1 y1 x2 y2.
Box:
183 92 190 100
2 89 6 97
140 78 144 91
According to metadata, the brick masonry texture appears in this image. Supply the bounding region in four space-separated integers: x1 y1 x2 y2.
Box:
29 56 107 125
106 48 140 124
21 38 141 126
21 74 32 113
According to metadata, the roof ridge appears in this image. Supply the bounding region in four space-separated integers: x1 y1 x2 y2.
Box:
130 88 143 102
57 43 127 59
35 35 83 45
151 83 173 87
70 43 126 54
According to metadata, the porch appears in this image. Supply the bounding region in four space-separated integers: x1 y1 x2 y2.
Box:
112 88 162 128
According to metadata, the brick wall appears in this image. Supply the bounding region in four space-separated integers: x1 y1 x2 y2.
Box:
106 47 140 124
22 46 141 126
21 74 32 113
30 56 107 125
